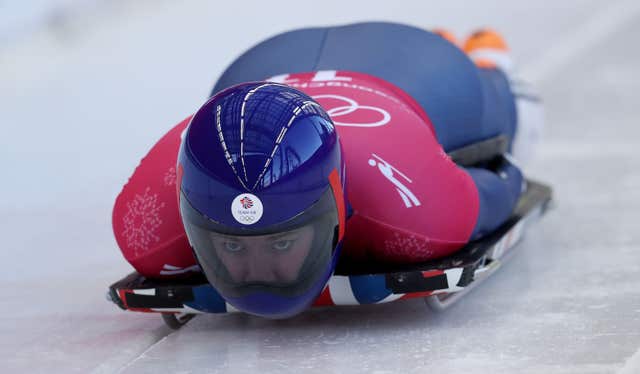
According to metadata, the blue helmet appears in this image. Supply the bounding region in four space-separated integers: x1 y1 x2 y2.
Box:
178 82 346 318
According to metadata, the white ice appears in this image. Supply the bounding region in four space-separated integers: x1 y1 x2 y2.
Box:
2 1 640 373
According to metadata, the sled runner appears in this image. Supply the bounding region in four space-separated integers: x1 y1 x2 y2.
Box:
108 177 552 329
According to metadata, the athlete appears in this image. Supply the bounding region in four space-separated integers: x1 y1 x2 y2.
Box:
112 22 542 318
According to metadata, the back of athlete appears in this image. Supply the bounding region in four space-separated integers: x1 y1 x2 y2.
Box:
112 23 530 278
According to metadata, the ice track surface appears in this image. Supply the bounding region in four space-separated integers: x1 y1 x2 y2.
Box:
2 1 640 373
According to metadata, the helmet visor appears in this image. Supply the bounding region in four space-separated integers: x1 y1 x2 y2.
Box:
180 187 339 301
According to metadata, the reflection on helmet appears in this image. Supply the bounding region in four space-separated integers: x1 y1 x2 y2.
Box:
178 82 346 318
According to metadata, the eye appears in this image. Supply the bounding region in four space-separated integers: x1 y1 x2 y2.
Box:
272 240 293 251
223 241 244 252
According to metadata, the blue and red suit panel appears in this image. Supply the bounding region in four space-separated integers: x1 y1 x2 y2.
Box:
112 22 523 278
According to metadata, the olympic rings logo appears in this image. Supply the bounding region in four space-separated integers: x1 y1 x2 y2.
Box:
235 214 257 223
312 94 391 128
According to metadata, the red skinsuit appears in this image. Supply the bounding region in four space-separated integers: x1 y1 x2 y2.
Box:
112 71 479 278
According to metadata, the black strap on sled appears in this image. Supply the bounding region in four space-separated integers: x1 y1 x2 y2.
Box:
447 135 509 167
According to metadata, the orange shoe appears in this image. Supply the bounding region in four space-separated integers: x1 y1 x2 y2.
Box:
463 28 512 72
432 28 458 47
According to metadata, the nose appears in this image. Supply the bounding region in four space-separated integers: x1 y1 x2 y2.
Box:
244 249 277 283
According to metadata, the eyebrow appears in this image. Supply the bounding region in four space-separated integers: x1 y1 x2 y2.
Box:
266 230 300 241
209 233 238 240
210 230 300 241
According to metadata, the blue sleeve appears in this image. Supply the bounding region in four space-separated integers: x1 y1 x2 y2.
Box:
466 159 523 239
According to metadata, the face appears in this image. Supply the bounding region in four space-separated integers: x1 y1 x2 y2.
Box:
210 225 315 284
